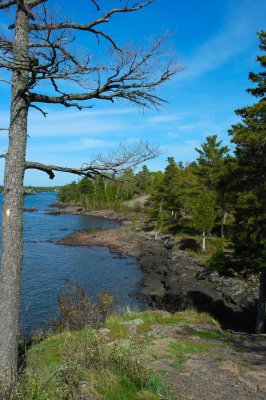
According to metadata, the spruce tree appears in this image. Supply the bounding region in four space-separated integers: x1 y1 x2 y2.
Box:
229 31 266 333
195 135 230 237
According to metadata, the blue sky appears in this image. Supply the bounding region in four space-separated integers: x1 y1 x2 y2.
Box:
0 0 265 186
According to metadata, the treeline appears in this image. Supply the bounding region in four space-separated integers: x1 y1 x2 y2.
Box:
0 186 60 193
58 167 163 211
25 186 61 193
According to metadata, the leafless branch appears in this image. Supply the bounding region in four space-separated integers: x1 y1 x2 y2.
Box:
25 141 160 179
29 1 156 33
29 104 48 117
28 0 48 8
0 77 13 85
26 34 181 109
0 1 16 10
1 2 181 107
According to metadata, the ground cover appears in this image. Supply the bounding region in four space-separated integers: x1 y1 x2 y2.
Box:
10 310 266 400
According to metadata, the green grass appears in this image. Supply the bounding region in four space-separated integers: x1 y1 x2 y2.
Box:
166 338 209 374
13 309 222 399
146 373 176 400
105 309 219 339
96 371 153 400
240 361 256 371
235 347 245 353
169 361 186 372
16 324 177 400
169 338 209 356
192 330 223 340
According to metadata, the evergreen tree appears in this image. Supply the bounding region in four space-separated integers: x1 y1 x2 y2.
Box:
229 31 266 333
136 165 150 192
174 163 200 219
191 189 217 251
195 135 229 188
150 157 179 221
195 135 230 237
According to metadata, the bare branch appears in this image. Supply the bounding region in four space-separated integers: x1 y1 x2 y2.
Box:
25 141 160 179
0 1 16 10
0 77 13 85
91 0 100 11
29 104 48 117
27 34 181 110
29 1 156 34
25 161 93 179
28 0 47 8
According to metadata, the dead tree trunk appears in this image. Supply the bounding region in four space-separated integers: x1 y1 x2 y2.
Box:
0 5 29 390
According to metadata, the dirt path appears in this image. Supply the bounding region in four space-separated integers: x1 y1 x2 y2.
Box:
148 325 266 400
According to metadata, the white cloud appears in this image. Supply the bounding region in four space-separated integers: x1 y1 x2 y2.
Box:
147 114 181 124
28 115 131 138
177 0 266 80
27 138 116 155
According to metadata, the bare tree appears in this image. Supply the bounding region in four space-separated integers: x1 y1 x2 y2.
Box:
0 0 181 391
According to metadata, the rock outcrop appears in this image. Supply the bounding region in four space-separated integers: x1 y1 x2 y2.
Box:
138 233 259 332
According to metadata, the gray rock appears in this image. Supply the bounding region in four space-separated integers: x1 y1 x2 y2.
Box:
121 318 144 335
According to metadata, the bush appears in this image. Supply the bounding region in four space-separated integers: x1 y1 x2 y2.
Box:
55 282 113 331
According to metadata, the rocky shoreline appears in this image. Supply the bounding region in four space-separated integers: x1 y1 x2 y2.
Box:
55 204 260 332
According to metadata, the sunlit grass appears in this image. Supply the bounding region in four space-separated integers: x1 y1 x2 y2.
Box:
169 338 209 356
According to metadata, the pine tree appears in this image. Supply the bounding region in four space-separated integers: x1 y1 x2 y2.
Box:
229 31 266 333
195 135 230 237
191 189 217 251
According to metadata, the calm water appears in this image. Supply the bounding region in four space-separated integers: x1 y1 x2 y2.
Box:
0 192 144 336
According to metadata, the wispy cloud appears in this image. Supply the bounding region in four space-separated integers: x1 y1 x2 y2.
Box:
147 114 181 124
27 138 116 155
27 109 135 138
178 0 266 80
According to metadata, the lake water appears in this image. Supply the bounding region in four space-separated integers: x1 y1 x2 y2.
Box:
0 192 144 336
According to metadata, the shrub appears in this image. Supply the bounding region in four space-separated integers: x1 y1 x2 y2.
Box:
55 281 113 331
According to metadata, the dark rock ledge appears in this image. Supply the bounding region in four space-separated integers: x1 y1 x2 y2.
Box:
137 232 259 332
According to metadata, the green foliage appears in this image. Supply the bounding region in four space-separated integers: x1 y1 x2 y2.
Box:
149 158 200 225
191 190 217 234
229 31 266 272
169 338 209 355
12 325 170 400
195 134 229 190
192 330 222 340
58 167 160 210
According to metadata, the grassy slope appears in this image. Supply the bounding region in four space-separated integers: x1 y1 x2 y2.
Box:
15 310 221 400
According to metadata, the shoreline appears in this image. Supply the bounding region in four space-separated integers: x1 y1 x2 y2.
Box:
55 204 260 333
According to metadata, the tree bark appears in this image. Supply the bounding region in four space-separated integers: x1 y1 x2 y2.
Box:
221 211 227 238
201 231 206 252
0 5 29 391
255 270 266 334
